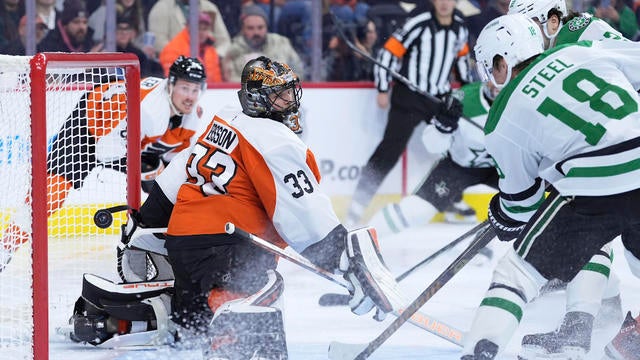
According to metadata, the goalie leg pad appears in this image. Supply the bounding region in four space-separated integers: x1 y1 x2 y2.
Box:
203 270 287 359
69 274 173 347
342 227 406 315
117 247 174 282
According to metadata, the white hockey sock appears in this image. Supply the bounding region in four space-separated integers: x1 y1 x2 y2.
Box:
368 195 437 238
566 250 611 316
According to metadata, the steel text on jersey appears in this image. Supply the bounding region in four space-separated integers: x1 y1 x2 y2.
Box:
521 58 574 99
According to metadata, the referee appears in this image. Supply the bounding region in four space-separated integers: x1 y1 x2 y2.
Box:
346 0 472 226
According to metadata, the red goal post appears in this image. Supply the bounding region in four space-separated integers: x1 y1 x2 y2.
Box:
0 53 140 359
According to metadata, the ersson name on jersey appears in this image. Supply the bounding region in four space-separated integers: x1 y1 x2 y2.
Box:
203 120 239 153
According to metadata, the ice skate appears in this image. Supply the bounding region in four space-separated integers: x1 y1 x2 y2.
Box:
444 201 477 224
604 311 640 360
461 339 499 359
519 311 592 360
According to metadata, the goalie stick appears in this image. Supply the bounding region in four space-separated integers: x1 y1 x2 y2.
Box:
329 12 483 132
328 221 495 360
224 223 466 347
319 221 488 307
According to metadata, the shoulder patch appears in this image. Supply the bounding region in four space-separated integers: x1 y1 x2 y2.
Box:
566 15 592 32
202 120 238 153
140 77 162 90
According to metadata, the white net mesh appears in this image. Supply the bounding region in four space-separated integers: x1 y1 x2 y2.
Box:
0 54 138 359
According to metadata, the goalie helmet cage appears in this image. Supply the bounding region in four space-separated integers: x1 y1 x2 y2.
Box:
0 53 141 359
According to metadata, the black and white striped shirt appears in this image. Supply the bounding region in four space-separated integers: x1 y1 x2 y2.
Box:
374 10 471 95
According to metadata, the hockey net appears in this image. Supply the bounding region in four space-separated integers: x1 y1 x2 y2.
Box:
0 53 140 359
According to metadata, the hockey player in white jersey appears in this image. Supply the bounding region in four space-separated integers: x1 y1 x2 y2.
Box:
66 56 403 358
508 0 627 51
461 13 640 359
0 56 207 273
508 1 636 358
368 81 499 236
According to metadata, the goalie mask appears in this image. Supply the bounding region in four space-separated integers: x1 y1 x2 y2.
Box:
238 56 303 129
474 14 544 89
508 0 567 47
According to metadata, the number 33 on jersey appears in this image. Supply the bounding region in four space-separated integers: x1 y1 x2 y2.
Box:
167 105 341 253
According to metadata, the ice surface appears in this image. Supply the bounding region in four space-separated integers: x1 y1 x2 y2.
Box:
46 223 639 359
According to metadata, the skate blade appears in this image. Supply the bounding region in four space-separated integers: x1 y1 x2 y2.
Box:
519 345 586 360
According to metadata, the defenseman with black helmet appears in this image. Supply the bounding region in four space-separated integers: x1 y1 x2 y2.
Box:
68 56 403 359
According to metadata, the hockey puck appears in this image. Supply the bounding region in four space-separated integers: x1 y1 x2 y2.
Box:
93 209 114 229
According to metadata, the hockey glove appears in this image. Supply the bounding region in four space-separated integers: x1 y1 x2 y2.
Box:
488 194 527 242
141 153 165 194
339 227 403 321
433 93 463 134
118 210 172 282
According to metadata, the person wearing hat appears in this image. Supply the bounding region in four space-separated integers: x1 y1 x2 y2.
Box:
116 13 163 78
1 14 48 55
223 4 304 82
148 0 231 57
158 11 223 84
38 0 103 52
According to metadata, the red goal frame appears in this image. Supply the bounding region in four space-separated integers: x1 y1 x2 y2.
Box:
28 52 140 359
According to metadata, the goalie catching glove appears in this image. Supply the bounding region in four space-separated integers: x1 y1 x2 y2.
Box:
118 210 173 282
488 194 527 242
339 227 404 320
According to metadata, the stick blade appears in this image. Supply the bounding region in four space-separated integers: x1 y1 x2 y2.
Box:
328 341 367 360
318 293 350 307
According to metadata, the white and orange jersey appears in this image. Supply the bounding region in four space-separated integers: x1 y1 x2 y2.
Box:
165 104 341 253
138 77 204 163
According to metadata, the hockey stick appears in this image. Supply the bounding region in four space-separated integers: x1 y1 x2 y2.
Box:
329 12 484 132
328 221 495 360
224 222 466 347
319 221 488 307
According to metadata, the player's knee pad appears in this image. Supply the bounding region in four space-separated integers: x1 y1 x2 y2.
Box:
492 248 547 305
205 269 287 360
68 274 173 347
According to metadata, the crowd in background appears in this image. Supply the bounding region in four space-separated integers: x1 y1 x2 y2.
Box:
1 0 638 83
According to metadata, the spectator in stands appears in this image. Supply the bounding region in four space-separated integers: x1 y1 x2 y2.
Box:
159 12 223 84
588 0 639 40
1 14 48 55
38 0 103 53
324 18 377 81
37 0 59 33
148 0 231 57
467 0 509 55
276 0 312 77
0 0 19 51
89 0 146 48
254 0 285 26
116 14 163 78
223 5 304 82
210 0 244 36
330 0 370 24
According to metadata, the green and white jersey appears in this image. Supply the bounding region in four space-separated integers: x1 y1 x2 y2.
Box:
485 40 640 222
449 82 493 168
555 13 627 46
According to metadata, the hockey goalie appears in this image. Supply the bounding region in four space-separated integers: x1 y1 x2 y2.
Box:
65 56 405 359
